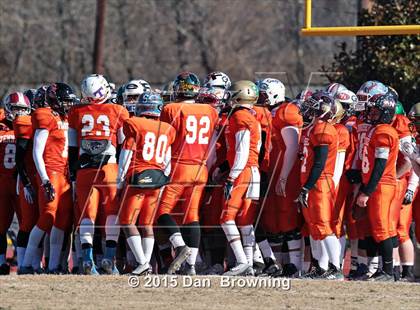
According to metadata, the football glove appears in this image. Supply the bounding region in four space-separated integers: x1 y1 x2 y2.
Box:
23 184 36 205
403 189 415 205
42 180 56 202
295 187 309 209
224 179 234 200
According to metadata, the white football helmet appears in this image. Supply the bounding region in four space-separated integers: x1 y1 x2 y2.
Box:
256 78 285 106
81 74 111 104
335 89 360 117
204 72 231 90
325 83 347 97
4 92 31 120
123 79 152 113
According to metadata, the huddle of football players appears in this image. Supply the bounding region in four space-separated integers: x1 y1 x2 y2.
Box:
0 71 419 283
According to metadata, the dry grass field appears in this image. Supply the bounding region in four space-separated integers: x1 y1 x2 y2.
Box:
1 275 420 310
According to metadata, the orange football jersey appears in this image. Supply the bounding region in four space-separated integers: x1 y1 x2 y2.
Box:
225 108 261 168
13 114 36 174
342 116 357 171
160 102 219 165
300 120 338 185
0 129 16 176
334 123 350 152
253 105 272 172
361 124 399 186
68 103 129 149
392 114 411 139
270 102 303 171
122 116 176 176
32 108 69 173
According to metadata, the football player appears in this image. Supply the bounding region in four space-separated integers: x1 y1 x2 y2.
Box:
68 74 129 274
355 93 399 282
156 72 219 275
4 92 40 273
256 78 302 276
117 92 175 275
297 91 341 279
21 83 75 273
0 117 17 275
220 80 261 276
349 81 389 279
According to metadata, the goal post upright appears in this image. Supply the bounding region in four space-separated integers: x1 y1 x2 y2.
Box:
301 0 420 36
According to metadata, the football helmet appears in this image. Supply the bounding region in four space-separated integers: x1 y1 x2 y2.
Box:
335 89 360 118
161 81 174 103
123 80 151 113
204 72 231 90
356 80 388 109
196 87 224 111
23 89 37 106
136 92 163 118
116 85 125 105
301 91 336 127
408 102 420 133
81 74 112 104
395 101 405 115
4 92 31 120
46 83 76 115
33 85 48 109
228 80 259 109
333 101 346 124
256 78 285 106
364 93 396 125
325 83 347 96
173 72 201 100
387 86 399 102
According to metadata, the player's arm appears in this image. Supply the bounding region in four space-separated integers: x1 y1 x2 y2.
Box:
295 144 329 208
333 150 346 188
163 146 171 176
397 136 413 178
276 125 299 196
228 129 250 181
15 138 32 186
117 147 133 189
33 129 55 202
68 127 78 181
357 146 389 207
403 169 418 205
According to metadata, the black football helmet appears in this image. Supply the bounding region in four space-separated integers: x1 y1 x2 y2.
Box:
301 91 336 127
46 83 76 115
173 72 201 100
364 93 396 125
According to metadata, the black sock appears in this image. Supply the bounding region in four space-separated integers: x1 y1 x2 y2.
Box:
82 243 93 250
17 231 30 248
255 225 266 243
0 234 7 255
402 265 413 276
365 237 378 257
181 221 200 249
378 238 393 275
157 214 180 237
105 240 117 248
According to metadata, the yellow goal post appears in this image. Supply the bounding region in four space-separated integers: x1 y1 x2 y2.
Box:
301 0 420 36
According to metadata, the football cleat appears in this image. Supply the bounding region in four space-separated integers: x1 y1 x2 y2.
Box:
400 267 416 282
260 257 281 277
180 263 196 276
101 258 119 275
279 263 299 278
83 260 100 276
167 245 192 275
223 263 253 276
131 263 150 276
0 263 10 275
18 266 35 275
320 264 344 281
253 261 265 276
367 270 394 282
202 263 224 275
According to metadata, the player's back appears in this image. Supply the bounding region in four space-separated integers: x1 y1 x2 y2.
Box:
160 102 218 165
69 103 129 160
123 116 175 175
